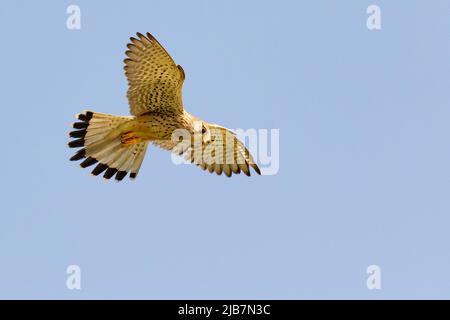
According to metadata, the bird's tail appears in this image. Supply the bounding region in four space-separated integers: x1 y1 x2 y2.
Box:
68 110 149 181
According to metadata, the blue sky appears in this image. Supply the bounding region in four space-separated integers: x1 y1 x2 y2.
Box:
0 0 450 299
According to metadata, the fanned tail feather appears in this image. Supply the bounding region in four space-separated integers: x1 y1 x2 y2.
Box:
68 110 148 181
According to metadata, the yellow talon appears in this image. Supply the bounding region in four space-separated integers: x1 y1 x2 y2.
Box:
121 131 142 146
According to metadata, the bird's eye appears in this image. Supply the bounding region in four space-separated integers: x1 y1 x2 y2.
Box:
202 127 207 134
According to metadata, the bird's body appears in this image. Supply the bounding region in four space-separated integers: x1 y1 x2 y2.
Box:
69 32 260 180
119 110 193 143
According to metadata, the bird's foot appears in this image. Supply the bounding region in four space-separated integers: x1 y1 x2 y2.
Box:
121 131 142 146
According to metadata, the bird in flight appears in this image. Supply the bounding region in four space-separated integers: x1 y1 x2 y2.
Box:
68 32 260 181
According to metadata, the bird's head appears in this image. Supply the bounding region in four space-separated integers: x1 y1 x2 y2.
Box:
191 120 212 144
185 112 213 144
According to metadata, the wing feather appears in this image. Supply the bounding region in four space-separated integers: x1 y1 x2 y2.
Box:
124 32 185 116
154 125 260 177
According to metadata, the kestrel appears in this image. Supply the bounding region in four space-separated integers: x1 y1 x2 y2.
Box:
68 32 260 181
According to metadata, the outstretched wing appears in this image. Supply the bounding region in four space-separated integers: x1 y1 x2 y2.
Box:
156 125 261 177
124 32 185 116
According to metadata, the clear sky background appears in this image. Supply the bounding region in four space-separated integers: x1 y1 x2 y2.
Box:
0 0 449 299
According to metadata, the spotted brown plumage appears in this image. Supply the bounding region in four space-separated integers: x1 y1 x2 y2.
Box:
68 32 260 181
124 33 185 116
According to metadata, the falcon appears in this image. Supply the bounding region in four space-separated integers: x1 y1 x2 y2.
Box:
68 32 261 181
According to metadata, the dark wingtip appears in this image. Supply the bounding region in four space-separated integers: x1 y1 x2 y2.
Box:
69 129 87 138
70 149 86 161
130 172 137 180
85 111 93 121
91 163 108 176
77 111 93 122
251 164 261 175
80 157 98 168
239 163 251 177
224 169 232 178
103 168 118 180
177 65 185 80
69 112 92 148
115 171 128 181
77 114 87 122
73 122 88 129
68 138 85 148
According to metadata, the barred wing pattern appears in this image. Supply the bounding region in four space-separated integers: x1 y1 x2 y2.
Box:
155 126 261 177
124 32 185 116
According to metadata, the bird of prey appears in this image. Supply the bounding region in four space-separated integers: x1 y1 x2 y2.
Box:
68 32 260 181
